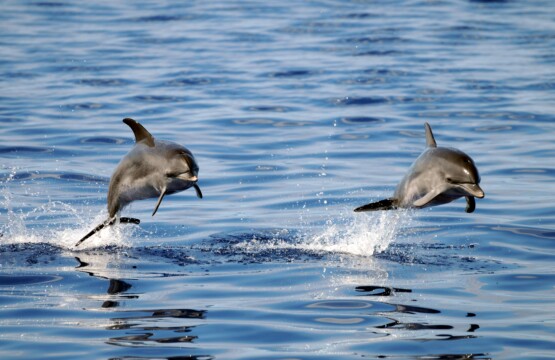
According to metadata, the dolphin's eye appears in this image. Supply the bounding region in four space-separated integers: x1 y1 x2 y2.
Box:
446 177 453 183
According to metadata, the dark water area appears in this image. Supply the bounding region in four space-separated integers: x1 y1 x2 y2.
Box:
1 0 555 359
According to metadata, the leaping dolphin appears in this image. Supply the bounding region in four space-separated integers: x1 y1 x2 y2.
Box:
75 118 202 247
354 122 484 213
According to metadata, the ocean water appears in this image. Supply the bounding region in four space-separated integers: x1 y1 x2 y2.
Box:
1 0 555 359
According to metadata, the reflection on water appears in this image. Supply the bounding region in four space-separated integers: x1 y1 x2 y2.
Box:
107 308 204 346
356 285 412 296
74 253 207 352
0 242 496 359
102 279 135 309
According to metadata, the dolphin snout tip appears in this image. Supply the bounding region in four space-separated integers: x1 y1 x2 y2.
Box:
473 186 485 199
474 184 485 198
460 183 484 199
189 175 198 182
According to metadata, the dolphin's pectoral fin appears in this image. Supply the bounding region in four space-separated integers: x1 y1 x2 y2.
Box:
75 216 116 247
193 184 203 199
152 189 167 216
424 122 437 148
465 196 476 213
123 118 155 147
412 187 445 208
354 199 397 212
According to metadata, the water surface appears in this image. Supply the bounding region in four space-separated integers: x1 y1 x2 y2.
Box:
1 1 555 359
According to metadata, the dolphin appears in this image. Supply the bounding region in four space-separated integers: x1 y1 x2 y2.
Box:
354 122 484 213
75 118 202 247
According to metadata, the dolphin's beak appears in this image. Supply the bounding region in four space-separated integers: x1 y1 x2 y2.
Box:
176 173 198 182
460 183 484 198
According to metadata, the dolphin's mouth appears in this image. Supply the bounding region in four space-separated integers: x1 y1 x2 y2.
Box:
458 183 484 198
173 172 198 182
172 172 202 199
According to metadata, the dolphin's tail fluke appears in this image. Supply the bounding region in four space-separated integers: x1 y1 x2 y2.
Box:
75 217 140 247
75 217 115 247
354 198 397 212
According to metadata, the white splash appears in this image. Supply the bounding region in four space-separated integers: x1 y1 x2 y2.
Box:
305 210 410 256
1 207 135 250
235 209 412 257
0 169 135 250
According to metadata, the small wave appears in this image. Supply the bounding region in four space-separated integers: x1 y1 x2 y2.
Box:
130 95 189 103
133 15 185 22
265 69 315 78
243 105 298 113
165 77 223 86
354 50 402 56
0 274 62 286
76 78 132 87
340 116 386 125
344 36 407 44
332 96 389 106
0 170 107 183
61 102 106 110
33 2 66 7
340 13 377 19
0 146 54 155
80 136 128 145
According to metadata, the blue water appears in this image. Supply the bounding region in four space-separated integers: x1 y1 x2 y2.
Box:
1 0 555 359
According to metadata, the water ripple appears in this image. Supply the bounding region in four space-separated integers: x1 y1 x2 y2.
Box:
75 78 132 87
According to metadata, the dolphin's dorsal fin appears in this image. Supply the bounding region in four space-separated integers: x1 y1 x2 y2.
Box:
424 122 437 148
123 118 155 147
